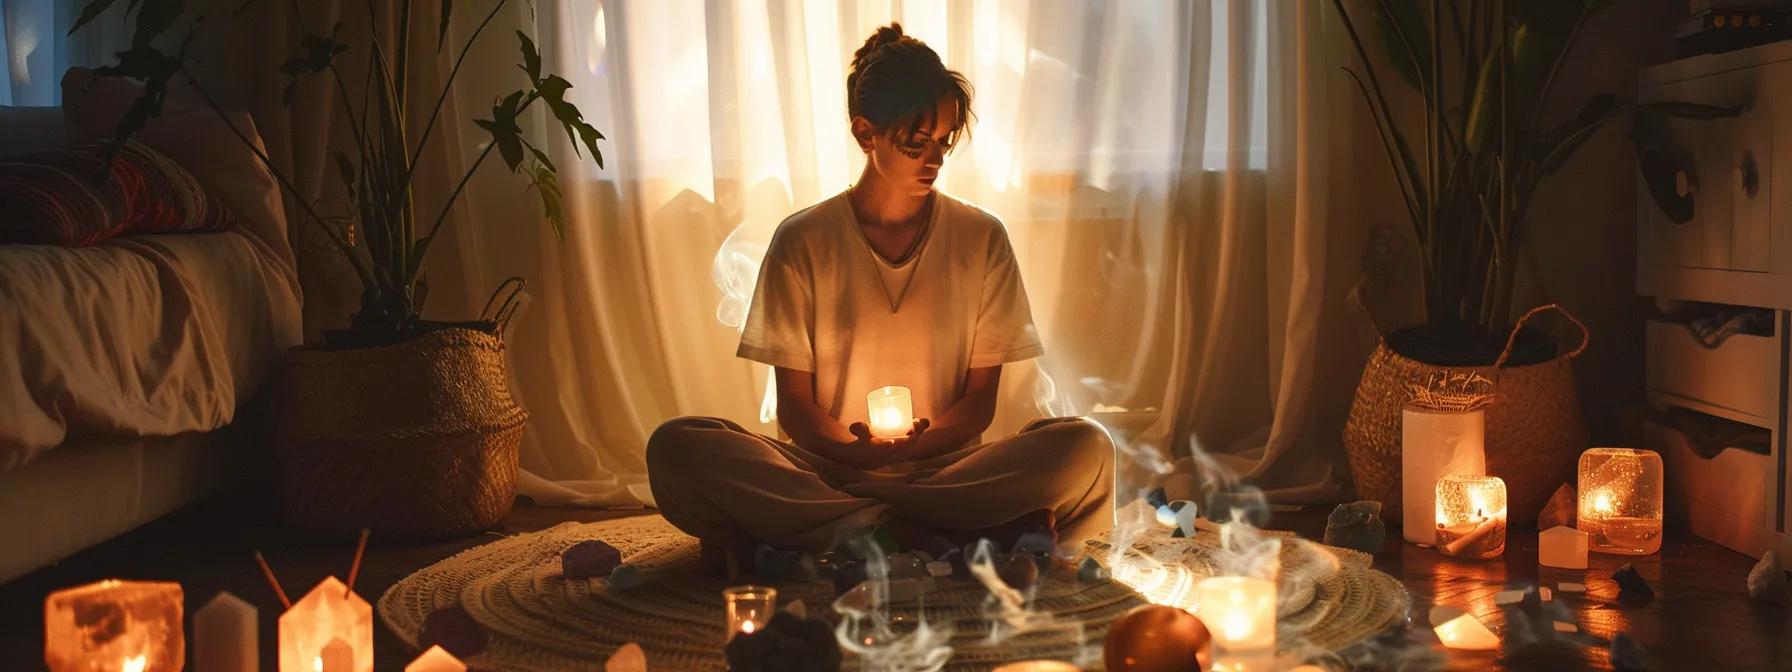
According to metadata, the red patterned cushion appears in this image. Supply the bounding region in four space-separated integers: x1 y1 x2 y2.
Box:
0 140 235 246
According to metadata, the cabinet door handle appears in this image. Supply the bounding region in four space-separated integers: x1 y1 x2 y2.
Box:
1675 169 1693 198
1737 152 1759 197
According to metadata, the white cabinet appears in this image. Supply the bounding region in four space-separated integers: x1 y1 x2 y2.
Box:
1638 41 1792 561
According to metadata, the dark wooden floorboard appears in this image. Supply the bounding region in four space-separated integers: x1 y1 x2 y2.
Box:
3 495 1787 670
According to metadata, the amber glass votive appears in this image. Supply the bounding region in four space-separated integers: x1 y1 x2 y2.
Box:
1434 475 1507 559
1577 448 1663 555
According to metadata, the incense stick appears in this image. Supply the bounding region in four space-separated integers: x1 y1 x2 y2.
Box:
254 551 292 609
344 528 369 598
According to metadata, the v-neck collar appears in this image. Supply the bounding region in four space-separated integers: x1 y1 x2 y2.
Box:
846 190 940 312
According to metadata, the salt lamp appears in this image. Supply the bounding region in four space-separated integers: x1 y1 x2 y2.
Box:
1102 604 1212 671
278 577 372 672
404 646 465 672
1578 448 1664 555
45 580 184 672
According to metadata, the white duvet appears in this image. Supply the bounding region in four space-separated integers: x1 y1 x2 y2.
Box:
0 96 304 472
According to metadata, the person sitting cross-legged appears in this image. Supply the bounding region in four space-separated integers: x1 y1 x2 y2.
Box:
645 23 1113 560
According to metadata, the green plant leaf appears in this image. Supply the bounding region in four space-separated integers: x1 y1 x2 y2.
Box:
517 30 540 83
69 0 127 36
437 0 454 52
279 21 349 107
333 150 357 199
132 0 185 50
522 139 556 173
1464 50 1497 154
1373 0 1429 91
535 74 606 166
475 90 528 171
528 163 565 240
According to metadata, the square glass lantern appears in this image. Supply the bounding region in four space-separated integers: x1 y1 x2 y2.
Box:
1434 475 1507 559
45 580 184 672
1577 448 1664 555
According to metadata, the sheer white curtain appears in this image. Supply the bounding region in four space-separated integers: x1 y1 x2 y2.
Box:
425 0 1355 507
0 0 129 105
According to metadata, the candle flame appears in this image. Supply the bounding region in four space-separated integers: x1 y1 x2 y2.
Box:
1592 491 1615 515
121 656 147 672
313 657 323 672
1218 610 1255 640
873 407 904 429
740 620 756 635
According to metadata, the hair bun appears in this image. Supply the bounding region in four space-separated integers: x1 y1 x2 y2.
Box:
852 23 906 70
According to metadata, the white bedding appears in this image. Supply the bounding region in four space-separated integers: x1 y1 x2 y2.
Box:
0 96 303 472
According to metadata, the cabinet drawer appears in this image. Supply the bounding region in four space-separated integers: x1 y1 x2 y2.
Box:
1645 319 1781 423
1638 63 1777 273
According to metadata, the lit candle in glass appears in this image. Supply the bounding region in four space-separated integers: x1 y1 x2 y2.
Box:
722 585 778 642
991 661 1080 672
1434 475 1507 559
1577 448 1663 555
866 386 914 438
1193 576 1276 671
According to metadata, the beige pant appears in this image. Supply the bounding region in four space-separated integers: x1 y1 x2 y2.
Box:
645 416 1115 550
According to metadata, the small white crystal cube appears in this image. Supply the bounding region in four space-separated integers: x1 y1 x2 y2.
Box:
1558 582 1587 593
1539 526 1589 570
1552 621 1578 634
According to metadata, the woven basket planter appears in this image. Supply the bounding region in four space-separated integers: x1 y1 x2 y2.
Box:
1344 305 1590 526
275 327 527 539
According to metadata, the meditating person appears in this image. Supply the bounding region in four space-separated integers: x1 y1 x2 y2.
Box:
646 24 1113 557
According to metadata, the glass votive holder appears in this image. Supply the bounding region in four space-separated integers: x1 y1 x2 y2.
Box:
866 386 914 438
722 585 778 641
1577 448 1664 555
1193 576 1276 671
1434 475 1507 559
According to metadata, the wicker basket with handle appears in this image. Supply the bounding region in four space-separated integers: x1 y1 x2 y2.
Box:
1344 304 1591 525
275 324 528 539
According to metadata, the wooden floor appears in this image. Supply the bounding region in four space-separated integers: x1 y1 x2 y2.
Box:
3 493 1786 670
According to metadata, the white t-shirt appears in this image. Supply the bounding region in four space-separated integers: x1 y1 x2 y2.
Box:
737 189 1044 429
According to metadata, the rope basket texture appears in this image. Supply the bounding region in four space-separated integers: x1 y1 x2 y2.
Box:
1344 304 1590 525
276 327 527 538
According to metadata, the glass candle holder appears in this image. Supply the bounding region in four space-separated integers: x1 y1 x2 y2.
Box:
45 580 184 672
722 585 778 641
866 386 914 438
1193 576 1276 671
1434 475 1507 559
1577 448 1664 555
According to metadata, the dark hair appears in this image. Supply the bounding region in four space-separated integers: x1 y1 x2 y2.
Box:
846 23 973 150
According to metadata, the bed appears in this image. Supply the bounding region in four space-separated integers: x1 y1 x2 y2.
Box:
0 96 302 583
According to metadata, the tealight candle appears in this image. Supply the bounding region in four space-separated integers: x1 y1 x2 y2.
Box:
866 386 914 438
722 585 778 642
1193 576 1276 671
1434 475 1507 559
1577 448 1663 555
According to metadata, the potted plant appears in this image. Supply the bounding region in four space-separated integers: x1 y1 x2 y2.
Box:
1331 0 1730 521
73 0 605 537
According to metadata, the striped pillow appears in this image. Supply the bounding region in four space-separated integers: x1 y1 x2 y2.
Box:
0 140 235 246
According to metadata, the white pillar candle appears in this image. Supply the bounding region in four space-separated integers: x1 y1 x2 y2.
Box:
1402 407 1486 544
1194 576 1276 671
721 585 778 642
403 646 465 672
1538 526 1589 569
866 386 914 438
194 591 257 672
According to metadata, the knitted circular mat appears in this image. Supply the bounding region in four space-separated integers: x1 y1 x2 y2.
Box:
379 514 1409 670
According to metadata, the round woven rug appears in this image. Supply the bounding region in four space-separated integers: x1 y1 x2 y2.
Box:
379 514 1408 670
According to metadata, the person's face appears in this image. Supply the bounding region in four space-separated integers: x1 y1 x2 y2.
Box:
853 96 960 197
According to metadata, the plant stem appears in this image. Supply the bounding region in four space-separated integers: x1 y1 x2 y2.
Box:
1527 2 1594 137
180 69 376 290
404 0 512 205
